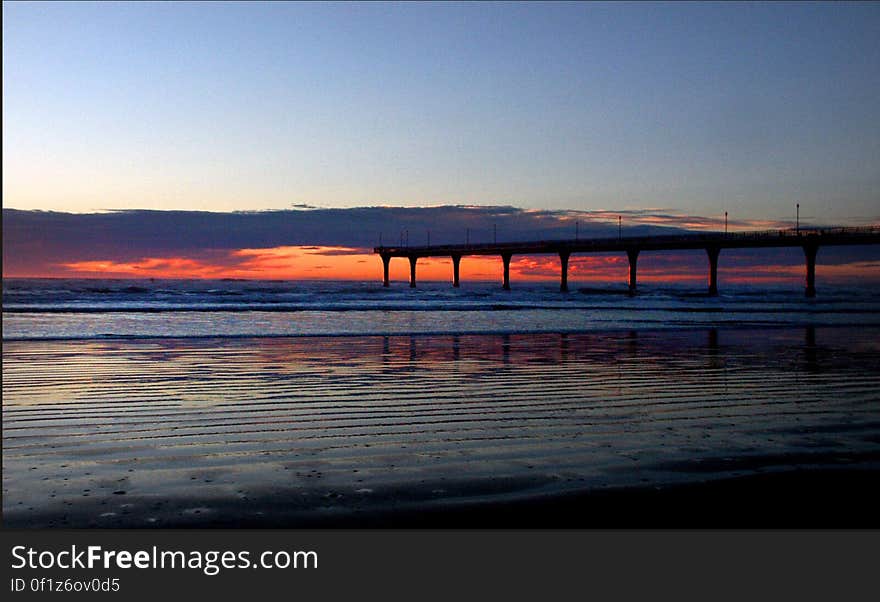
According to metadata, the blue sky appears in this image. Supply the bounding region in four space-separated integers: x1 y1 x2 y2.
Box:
3 2 880 223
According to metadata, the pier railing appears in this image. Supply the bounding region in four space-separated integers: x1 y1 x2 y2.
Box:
375 225 880 254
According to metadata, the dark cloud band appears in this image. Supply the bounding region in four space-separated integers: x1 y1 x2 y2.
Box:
3 206 876 277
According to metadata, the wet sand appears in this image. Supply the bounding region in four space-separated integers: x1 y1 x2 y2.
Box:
4 327 880 528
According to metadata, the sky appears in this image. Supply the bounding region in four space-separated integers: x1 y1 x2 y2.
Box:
3 2 880 281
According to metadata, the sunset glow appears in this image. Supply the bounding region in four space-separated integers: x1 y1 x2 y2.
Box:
40 245 880 284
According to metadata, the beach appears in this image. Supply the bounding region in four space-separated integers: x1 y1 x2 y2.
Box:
4 322 879 528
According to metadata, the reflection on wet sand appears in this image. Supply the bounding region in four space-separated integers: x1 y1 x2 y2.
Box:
3 327 879 527
369 327 846 374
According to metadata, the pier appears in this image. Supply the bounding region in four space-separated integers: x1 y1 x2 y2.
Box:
375 226 880 296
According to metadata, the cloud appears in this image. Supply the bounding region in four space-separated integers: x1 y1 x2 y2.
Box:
3 206 878 281
60 257 229 279
57 246 381 280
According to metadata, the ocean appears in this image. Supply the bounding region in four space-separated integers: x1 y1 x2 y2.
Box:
5 278 880 339
3 278 880 527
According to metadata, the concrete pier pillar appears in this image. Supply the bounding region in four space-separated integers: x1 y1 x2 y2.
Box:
803 244 818 297
501 253 512 290
559 251 570 292
706 247 720 296
408 255 418 288
381 254 391 287
626 249 639 294
452 254 461 288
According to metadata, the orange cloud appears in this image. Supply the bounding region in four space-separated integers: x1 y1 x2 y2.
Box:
59 257 229 278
